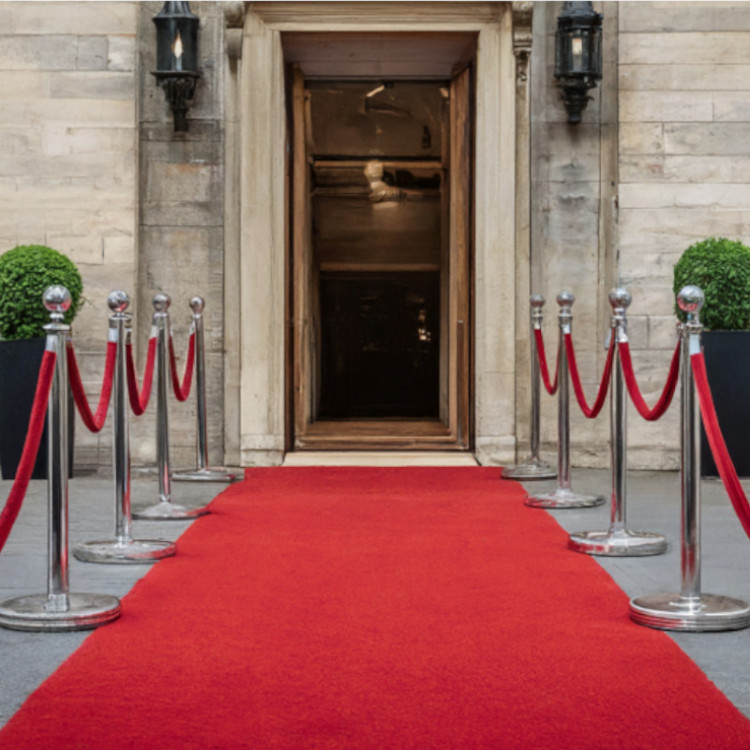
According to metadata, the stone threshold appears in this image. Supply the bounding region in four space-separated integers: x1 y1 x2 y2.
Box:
282 452 478 467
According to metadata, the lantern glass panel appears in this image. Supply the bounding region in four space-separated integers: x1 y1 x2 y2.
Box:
570 32 584 72
155 18 199 73
554 29 569 77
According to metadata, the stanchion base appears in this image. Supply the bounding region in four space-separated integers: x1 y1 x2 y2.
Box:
172 467 236 483
0 593 121 632
73 538 177 564
132 501 210 520
568 529 667 557
630 593 750 632
525 487 605 509
501 459 556 481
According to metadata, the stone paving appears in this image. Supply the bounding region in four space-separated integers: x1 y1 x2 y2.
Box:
0 473 213 729
532 468 750 720
1 468 749 729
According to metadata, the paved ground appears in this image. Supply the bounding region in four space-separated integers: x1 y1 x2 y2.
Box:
529 468 750 719
1 467 749 729
0 473 215 729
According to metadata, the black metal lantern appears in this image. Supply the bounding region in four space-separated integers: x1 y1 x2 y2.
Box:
554 1 603 124
152 1 200 132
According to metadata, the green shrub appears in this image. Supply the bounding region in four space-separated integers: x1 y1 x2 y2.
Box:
673 237 750 331
0 245 83 340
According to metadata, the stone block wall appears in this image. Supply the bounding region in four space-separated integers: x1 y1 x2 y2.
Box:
0 1 138 469
529 0 750 471
134 1 226 468
530 2 618 469
0 0 228 473
617 0 750 468
2 0 746 473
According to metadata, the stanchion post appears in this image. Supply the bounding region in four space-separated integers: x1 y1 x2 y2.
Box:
173 296 236 483
502 295 556 481
630 285 750 631
525 292 604 509
74 291 177 563
0 286 121 630
568 288 667 555
133 294 210 520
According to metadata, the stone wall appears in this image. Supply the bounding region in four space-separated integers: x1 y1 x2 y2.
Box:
2 0 746 473
528 0 750 471
0 1 228 473
0 1 138 469
134 1 226 468
617 0 750 468
529 1 618 469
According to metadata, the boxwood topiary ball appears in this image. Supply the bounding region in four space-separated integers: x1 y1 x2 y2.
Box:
673 237 750 331
0 245 83 340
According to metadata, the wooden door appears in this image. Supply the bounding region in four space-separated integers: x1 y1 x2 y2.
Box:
449 66 472 448
291 67 316 433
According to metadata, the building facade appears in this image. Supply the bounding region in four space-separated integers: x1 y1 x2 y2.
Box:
0 1 746 471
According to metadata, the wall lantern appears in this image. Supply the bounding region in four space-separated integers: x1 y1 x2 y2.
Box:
152 1 200 132
554 1 603 124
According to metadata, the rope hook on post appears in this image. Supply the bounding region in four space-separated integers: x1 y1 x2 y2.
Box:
74 291 177 563
525 291 605 509
502 295 556 481
0 286 121 631
568 288 667 556
630 285 750 632
133 293 210 521
173 296 236 483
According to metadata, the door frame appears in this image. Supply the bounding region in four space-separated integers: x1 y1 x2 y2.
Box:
290 66 472 451
227 2 529 466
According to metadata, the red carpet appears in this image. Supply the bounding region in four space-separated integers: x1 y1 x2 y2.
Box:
2 467 750 749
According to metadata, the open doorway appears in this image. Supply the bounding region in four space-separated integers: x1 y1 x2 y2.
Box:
286 33 475 451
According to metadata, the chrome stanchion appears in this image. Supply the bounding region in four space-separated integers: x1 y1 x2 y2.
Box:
569 288 667 555
0 286 121 631
526 292 605 509
502 295 556 481
133 294 210 520
630 286 750 631
74 292 177 562
173 297 236 483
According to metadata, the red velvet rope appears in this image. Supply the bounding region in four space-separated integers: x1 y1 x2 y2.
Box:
534 328 559 396
0 350 56 554
692 351 750 540
618 339 681 421
66 340 116 433
169 332 195 403
563 332 615 419
126 336 157 416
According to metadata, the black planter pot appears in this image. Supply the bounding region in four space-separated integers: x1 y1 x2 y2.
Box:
0 337 74 480
700 330 750 478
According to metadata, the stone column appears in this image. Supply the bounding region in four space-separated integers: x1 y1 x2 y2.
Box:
511 1 535 465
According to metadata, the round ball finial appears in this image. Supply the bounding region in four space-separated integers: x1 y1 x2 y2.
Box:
107 290 130 313
556 291 575 308
43 285 72 314
153 293 171 312
677 285 705 315
189 296 205 314
609 288 632 310
530 294 545 309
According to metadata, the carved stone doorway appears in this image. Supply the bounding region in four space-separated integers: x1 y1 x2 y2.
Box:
231 4 524 467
